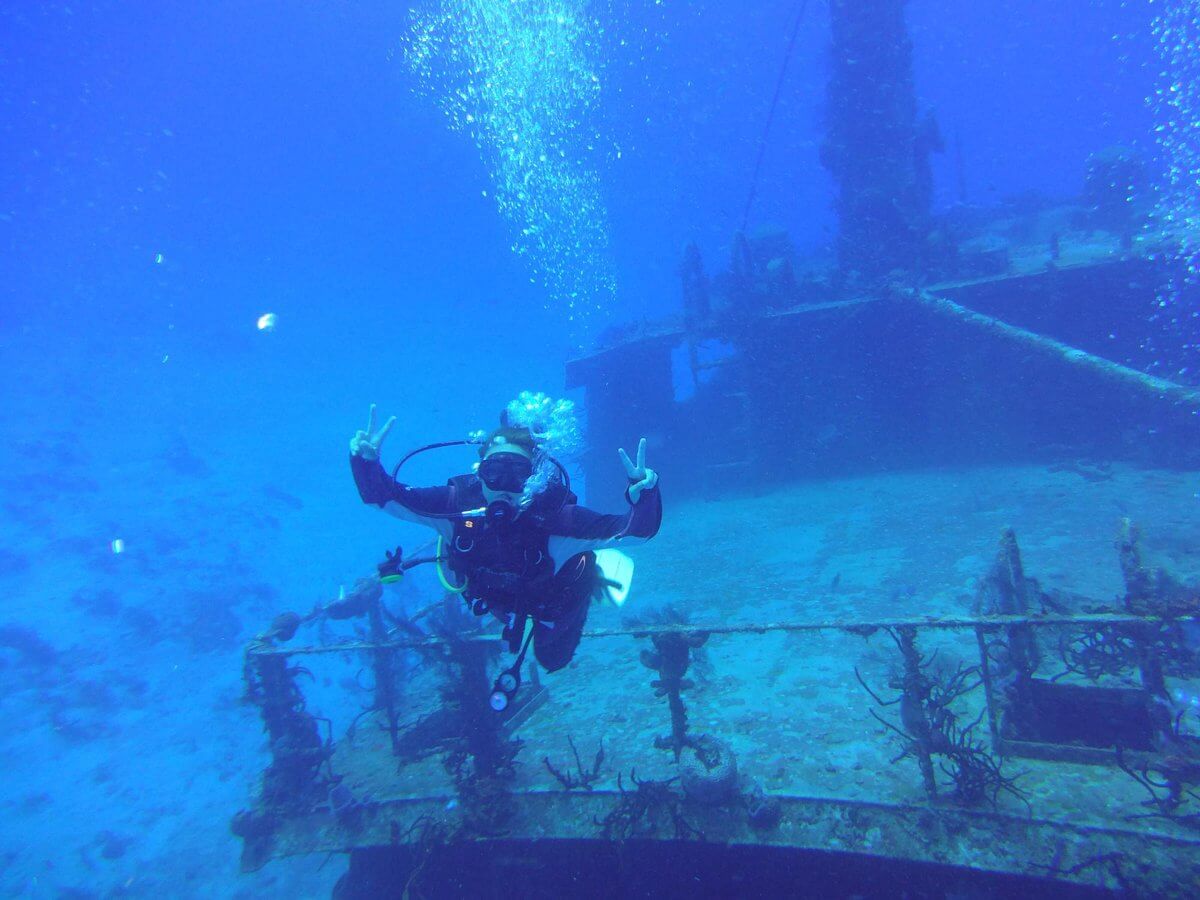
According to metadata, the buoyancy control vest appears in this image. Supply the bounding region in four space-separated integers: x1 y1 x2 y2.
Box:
444 474 578 618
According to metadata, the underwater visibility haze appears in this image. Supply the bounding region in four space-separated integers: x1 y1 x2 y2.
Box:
4 0 1200 896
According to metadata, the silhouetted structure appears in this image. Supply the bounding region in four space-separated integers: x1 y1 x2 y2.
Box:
821 0 940 283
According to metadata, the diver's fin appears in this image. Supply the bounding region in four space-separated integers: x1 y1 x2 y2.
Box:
595 549 635 607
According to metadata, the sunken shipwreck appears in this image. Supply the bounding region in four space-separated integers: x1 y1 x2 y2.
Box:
234 2 1200 896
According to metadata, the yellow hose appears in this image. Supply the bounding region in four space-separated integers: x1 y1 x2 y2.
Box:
436 536 467 594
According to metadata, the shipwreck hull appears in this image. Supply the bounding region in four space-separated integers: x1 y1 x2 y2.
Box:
246 785 1200 897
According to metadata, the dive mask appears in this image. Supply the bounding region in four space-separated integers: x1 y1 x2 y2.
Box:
478 452 533 493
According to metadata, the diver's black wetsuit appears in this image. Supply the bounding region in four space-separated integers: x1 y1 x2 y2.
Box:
351 455 662 671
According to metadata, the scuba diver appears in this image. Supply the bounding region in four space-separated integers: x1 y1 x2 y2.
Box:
349 403 662 710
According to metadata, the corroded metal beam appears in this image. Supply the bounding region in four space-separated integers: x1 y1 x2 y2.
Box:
914 289 1200 407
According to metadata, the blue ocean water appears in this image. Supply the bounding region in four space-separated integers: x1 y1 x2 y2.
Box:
2 0 1198 896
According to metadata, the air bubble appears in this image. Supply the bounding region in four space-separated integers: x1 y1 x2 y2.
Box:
402 1 618 329
1148 1 1200 377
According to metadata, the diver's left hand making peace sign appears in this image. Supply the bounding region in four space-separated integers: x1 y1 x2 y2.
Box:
619 437 659 503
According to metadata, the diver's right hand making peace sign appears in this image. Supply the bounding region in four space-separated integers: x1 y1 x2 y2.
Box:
350 404 396 461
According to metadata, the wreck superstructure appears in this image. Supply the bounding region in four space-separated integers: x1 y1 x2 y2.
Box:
568 229 1199 505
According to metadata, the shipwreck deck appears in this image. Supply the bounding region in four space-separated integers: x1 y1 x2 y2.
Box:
251 648 1200 895
238 463 1200 897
